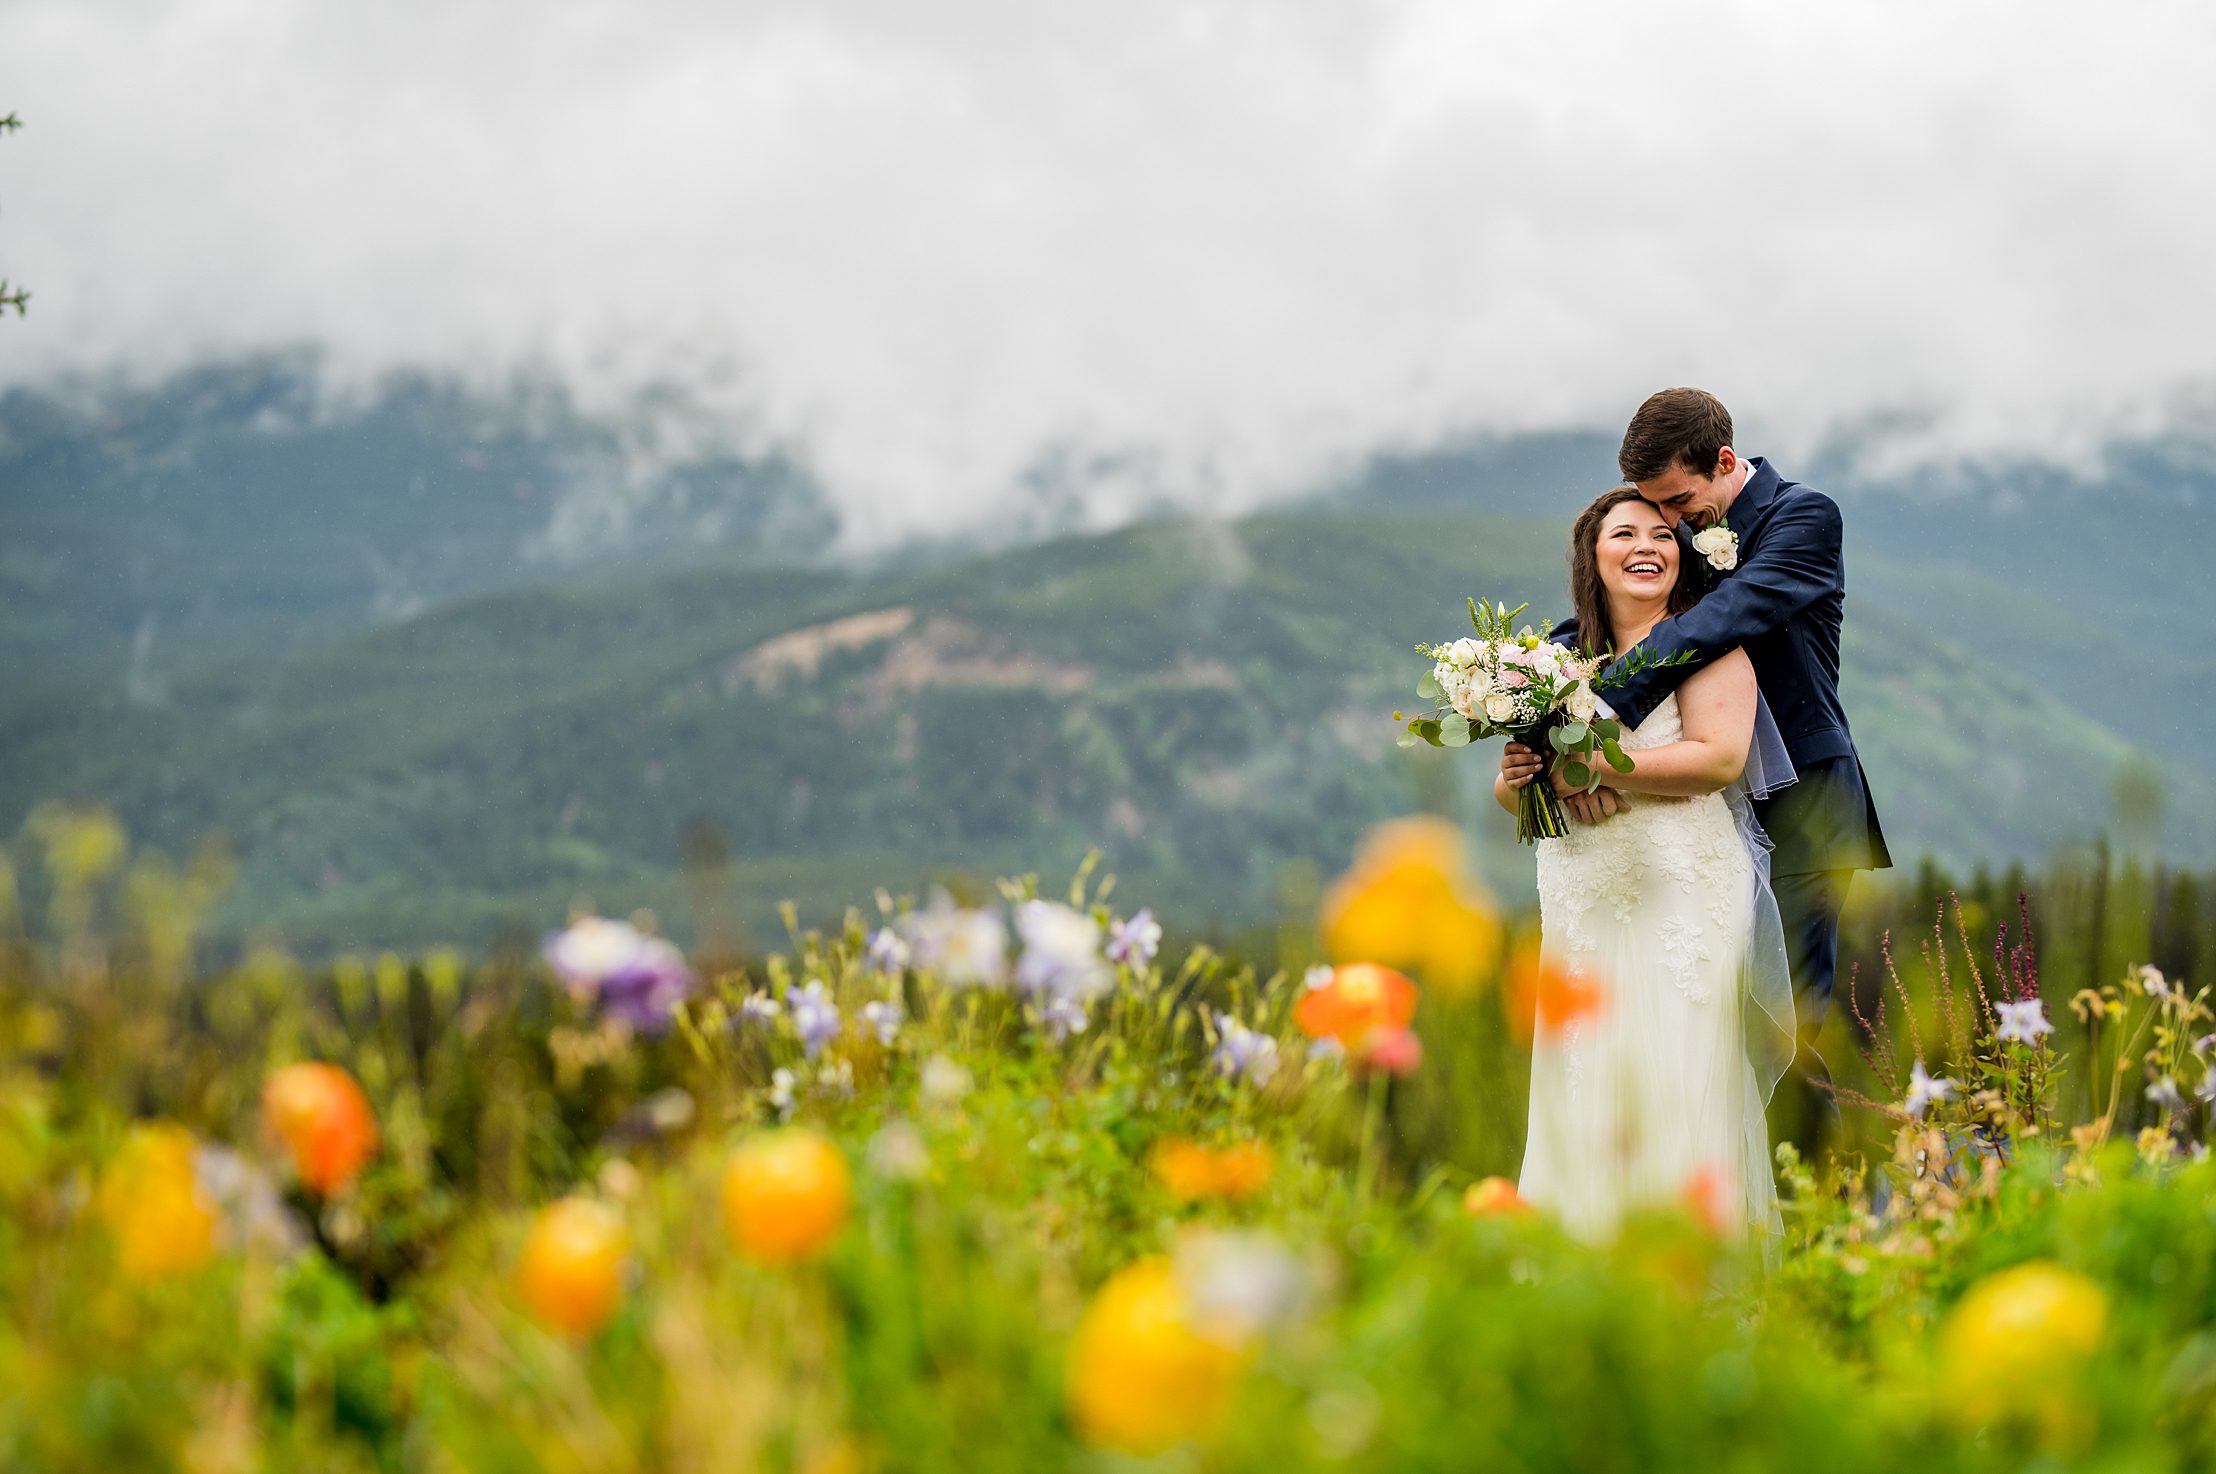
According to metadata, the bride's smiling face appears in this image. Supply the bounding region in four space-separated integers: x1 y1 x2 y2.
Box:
1595 500 1678 603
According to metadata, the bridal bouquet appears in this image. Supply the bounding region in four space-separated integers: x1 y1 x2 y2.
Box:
1400 600 1685 842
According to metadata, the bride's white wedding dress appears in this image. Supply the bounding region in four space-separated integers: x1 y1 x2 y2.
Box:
1519 692 1781 1240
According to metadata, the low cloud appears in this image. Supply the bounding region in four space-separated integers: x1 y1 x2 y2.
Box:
4 0 2213 545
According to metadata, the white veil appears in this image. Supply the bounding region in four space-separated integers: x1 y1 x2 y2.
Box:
1730 691 1799 1106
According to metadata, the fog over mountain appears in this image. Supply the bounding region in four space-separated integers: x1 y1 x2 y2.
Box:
5 1 2215 547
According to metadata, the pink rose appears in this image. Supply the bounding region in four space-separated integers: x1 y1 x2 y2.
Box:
1497 670 1529 689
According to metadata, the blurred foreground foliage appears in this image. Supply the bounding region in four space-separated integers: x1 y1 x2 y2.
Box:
6 807 2216 1471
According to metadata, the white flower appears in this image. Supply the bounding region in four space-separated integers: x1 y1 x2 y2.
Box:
1993 998 2054 1047
1173 1229 1306 1340
2148 1075 2185 1112
1445 637 1484 667
866 1121 931 1181
1903 1059 1957 1117
861 994 905 1047
1482 692 1516 723
1302 965 1335 991
919 1054 973 1108
1565 682 1598 723
1014 899 1113 1001
2138 964 2171 998
768 1067 797 1121
900 892 1009 989
1691 525 1739 571
542 915 651 994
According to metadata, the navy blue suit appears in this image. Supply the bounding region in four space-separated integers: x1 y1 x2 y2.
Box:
1556 458 1890 1060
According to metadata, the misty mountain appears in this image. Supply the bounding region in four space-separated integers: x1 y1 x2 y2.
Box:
0 352 838 691
1 505 2198 958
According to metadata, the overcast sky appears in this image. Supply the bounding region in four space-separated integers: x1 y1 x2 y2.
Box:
4 0 2214 536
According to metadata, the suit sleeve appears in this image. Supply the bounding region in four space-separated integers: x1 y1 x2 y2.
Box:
1604 490 1843 728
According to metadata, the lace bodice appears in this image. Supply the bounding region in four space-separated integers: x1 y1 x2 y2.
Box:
1533 693 1749 1003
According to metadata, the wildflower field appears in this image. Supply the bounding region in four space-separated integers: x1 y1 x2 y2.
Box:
8 808 2216 1472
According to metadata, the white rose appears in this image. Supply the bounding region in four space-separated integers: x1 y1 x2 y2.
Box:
1446 637 1484 667
1566 683 1598 722
1482 692 1516 723
1691 525 1739 571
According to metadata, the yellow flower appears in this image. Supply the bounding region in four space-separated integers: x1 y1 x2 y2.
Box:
1320 818 1501 994
516 1196 630 1338
722 1128 852 1263
1066 1257 1249 1454
95 1124 219 1280
1941 1262 2107 1445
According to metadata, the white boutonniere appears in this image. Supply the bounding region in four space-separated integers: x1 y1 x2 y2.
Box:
1691 524 1738 572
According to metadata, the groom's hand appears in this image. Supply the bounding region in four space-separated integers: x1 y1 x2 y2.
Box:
1562 787 1623 824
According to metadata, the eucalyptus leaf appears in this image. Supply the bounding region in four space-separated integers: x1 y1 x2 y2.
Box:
1416 671 1441 700
1604 741 1634 773
1440 720 1473 748
1416 720 1445 748
1564 760 1593 790
1593 718 1621 740
1560 720 1590 747
1396 728 1420 749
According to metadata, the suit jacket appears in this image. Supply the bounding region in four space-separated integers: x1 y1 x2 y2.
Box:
1555 458 1892 877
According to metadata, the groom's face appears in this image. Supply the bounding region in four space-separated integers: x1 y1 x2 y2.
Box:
1636 449 1738 530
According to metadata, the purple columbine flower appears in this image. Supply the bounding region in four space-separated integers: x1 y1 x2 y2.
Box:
1106 908 1163 968
1994 998 2054 1047
790 979 843 1059
1211 1010 1280 1088
867 926 911 974
1038 993 1090 1043
598 942 697 1034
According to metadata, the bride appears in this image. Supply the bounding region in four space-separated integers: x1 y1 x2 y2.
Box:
1495 486 1795 1241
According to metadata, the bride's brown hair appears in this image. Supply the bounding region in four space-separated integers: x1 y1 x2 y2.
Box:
1567 486 1700 656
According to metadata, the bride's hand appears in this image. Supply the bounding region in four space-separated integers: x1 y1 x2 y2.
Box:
1500 741 1545 790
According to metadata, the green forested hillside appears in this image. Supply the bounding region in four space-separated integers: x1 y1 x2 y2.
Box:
1 508 2194 956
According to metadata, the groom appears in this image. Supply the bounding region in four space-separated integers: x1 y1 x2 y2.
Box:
1560 388 1891 1140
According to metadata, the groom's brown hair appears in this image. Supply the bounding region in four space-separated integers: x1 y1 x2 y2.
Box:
1618 388 1733 482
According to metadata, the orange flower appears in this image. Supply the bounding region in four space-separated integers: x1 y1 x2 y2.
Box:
1355 1025 1423 1077
1506 941 1606 1043
1320 818 1502 993
261 1062 379 1195
95 1123 219 1280
722 1128 852 1263
1150 1139 1273 1201
1678 1164 1731 1236
1066 1257 1249 1454
1462 1176 1535 1218
1295 962 1418 1047
516 1196 630 1338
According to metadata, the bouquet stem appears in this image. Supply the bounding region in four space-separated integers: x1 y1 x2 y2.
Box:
1517 781 1570 844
